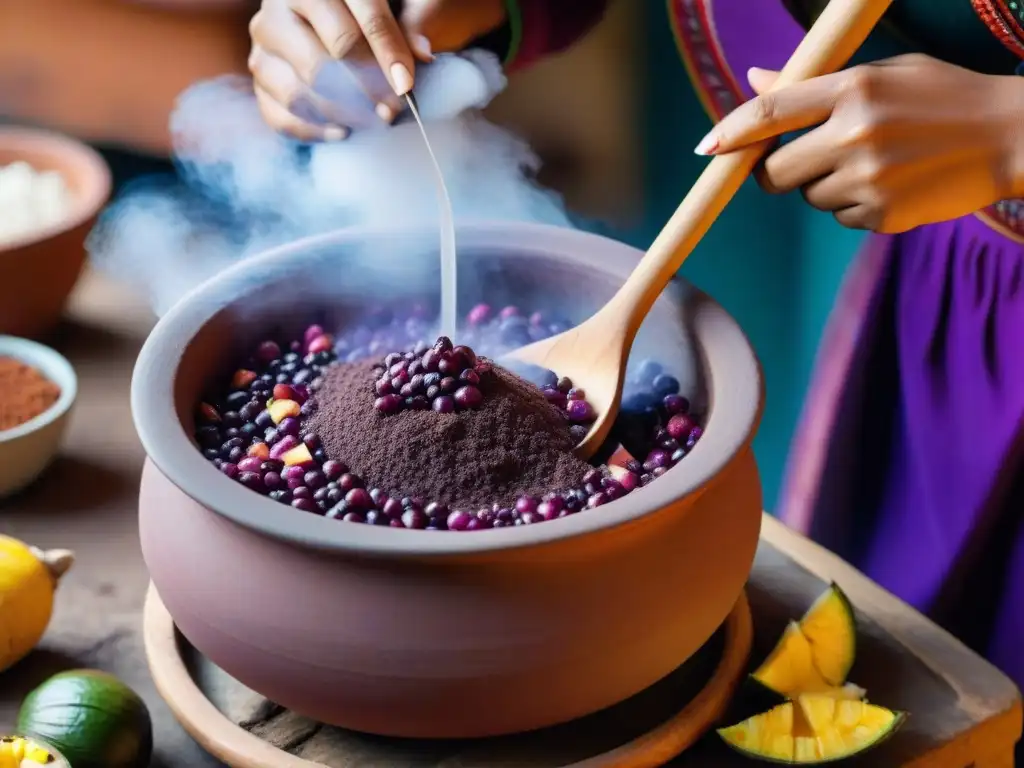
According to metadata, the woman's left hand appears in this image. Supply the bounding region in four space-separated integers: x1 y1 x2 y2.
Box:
696 54 1024 233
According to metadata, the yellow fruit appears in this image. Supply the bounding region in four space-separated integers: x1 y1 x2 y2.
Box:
753 623 834 698
799 584 857 687
753 584 859 699
0 536 73 673
718 695 904 764
0 735 66 767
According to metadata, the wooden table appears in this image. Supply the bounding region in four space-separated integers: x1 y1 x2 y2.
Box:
0 270 1020 767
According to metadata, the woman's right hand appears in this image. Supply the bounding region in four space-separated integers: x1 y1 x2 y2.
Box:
248 0 506 141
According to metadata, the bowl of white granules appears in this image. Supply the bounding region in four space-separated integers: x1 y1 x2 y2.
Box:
0 127 111 338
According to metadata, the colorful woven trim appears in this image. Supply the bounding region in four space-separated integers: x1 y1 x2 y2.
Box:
667 0 1024 241
667 0 746 123
971 0 1024 58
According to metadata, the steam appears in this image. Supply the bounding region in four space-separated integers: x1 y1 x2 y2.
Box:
87 51 572 316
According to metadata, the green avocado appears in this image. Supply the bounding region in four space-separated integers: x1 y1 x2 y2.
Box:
17 670 152 768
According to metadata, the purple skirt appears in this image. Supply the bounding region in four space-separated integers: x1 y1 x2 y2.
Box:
670 0 1024 686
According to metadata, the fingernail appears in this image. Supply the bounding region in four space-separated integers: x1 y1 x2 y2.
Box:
411 34 434 61
390 62 414 95
694 132 718 156
324 125 349 142
375 102 396 123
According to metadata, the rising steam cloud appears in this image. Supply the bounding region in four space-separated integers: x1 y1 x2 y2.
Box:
87 50 572 316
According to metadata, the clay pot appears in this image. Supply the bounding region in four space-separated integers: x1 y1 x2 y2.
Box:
0 128 110 339
133 222 764 739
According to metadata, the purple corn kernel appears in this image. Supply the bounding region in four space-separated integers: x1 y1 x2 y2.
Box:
515 496 539 515
304 470 326 490
667 413 696 441
256 341 282 364
374 394 403 414
566 398 595 423
454 385 483 410
542 387 567 408
237 456 263 474
219 462 239 480
432 395 455 413
402 508 429 528
322 460 346 480
269 435 299 460
643 449 670 472
422 349 442 372
459 370 481 386
662 394 690 415
338 473 363 491
587 492 608 508
239 472 265 493
292 497 318 513
346 488 373 508
278 416 301 437
447 510 473 531
538 497 564 520
556 376 573 394
583 469 603 487
341 511 365 523
303 324 325 345
467 303 492 326
567 388 586 400
652 374 681 396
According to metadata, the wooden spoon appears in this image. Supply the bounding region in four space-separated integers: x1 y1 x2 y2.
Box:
505 0 894 460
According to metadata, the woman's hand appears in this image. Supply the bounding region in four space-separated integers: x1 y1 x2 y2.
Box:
696 54 1024 233
249 0 506 141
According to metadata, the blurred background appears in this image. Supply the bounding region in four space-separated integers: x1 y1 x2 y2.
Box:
0 0 861 510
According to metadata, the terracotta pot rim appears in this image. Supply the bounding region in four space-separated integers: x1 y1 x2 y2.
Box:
0 126 112 254
132 221 764 557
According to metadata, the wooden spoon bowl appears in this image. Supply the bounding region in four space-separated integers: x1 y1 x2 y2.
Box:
507 0 895 459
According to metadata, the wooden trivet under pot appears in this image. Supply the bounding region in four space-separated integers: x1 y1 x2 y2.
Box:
144 584 753 767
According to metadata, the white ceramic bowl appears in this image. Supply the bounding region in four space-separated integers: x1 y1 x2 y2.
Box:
0 336 77 496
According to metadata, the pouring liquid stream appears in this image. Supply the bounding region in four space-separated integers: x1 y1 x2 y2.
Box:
405 93 457 339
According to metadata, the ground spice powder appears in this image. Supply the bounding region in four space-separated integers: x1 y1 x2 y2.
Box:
0 357 61 431
309 360 594 509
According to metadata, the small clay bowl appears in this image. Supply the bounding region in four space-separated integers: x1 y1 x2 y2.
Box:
0 127 112 339
0 336 77 497
133 222 765 739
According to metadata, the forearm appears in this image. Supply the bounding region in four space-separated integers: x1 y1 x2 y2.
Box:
0 0 251 155
504 0 612 72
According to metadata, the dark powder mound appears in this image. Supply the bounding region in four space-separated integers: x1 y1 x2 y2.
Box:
309 361 595 509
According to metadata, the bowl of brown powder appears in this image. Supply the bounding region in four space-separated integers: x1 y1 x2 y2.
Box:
0 335 77 496
133 222 764 738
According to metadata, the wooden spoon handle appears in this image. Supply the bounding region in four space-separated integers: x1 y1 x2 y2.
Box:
608 0 894 331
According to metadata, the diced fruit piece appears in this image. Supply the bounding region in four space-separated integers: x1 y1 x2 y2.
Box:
799 583 857 687
268 399 301 424
753 622 833 698
281 444 314 467
718 695 904 764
